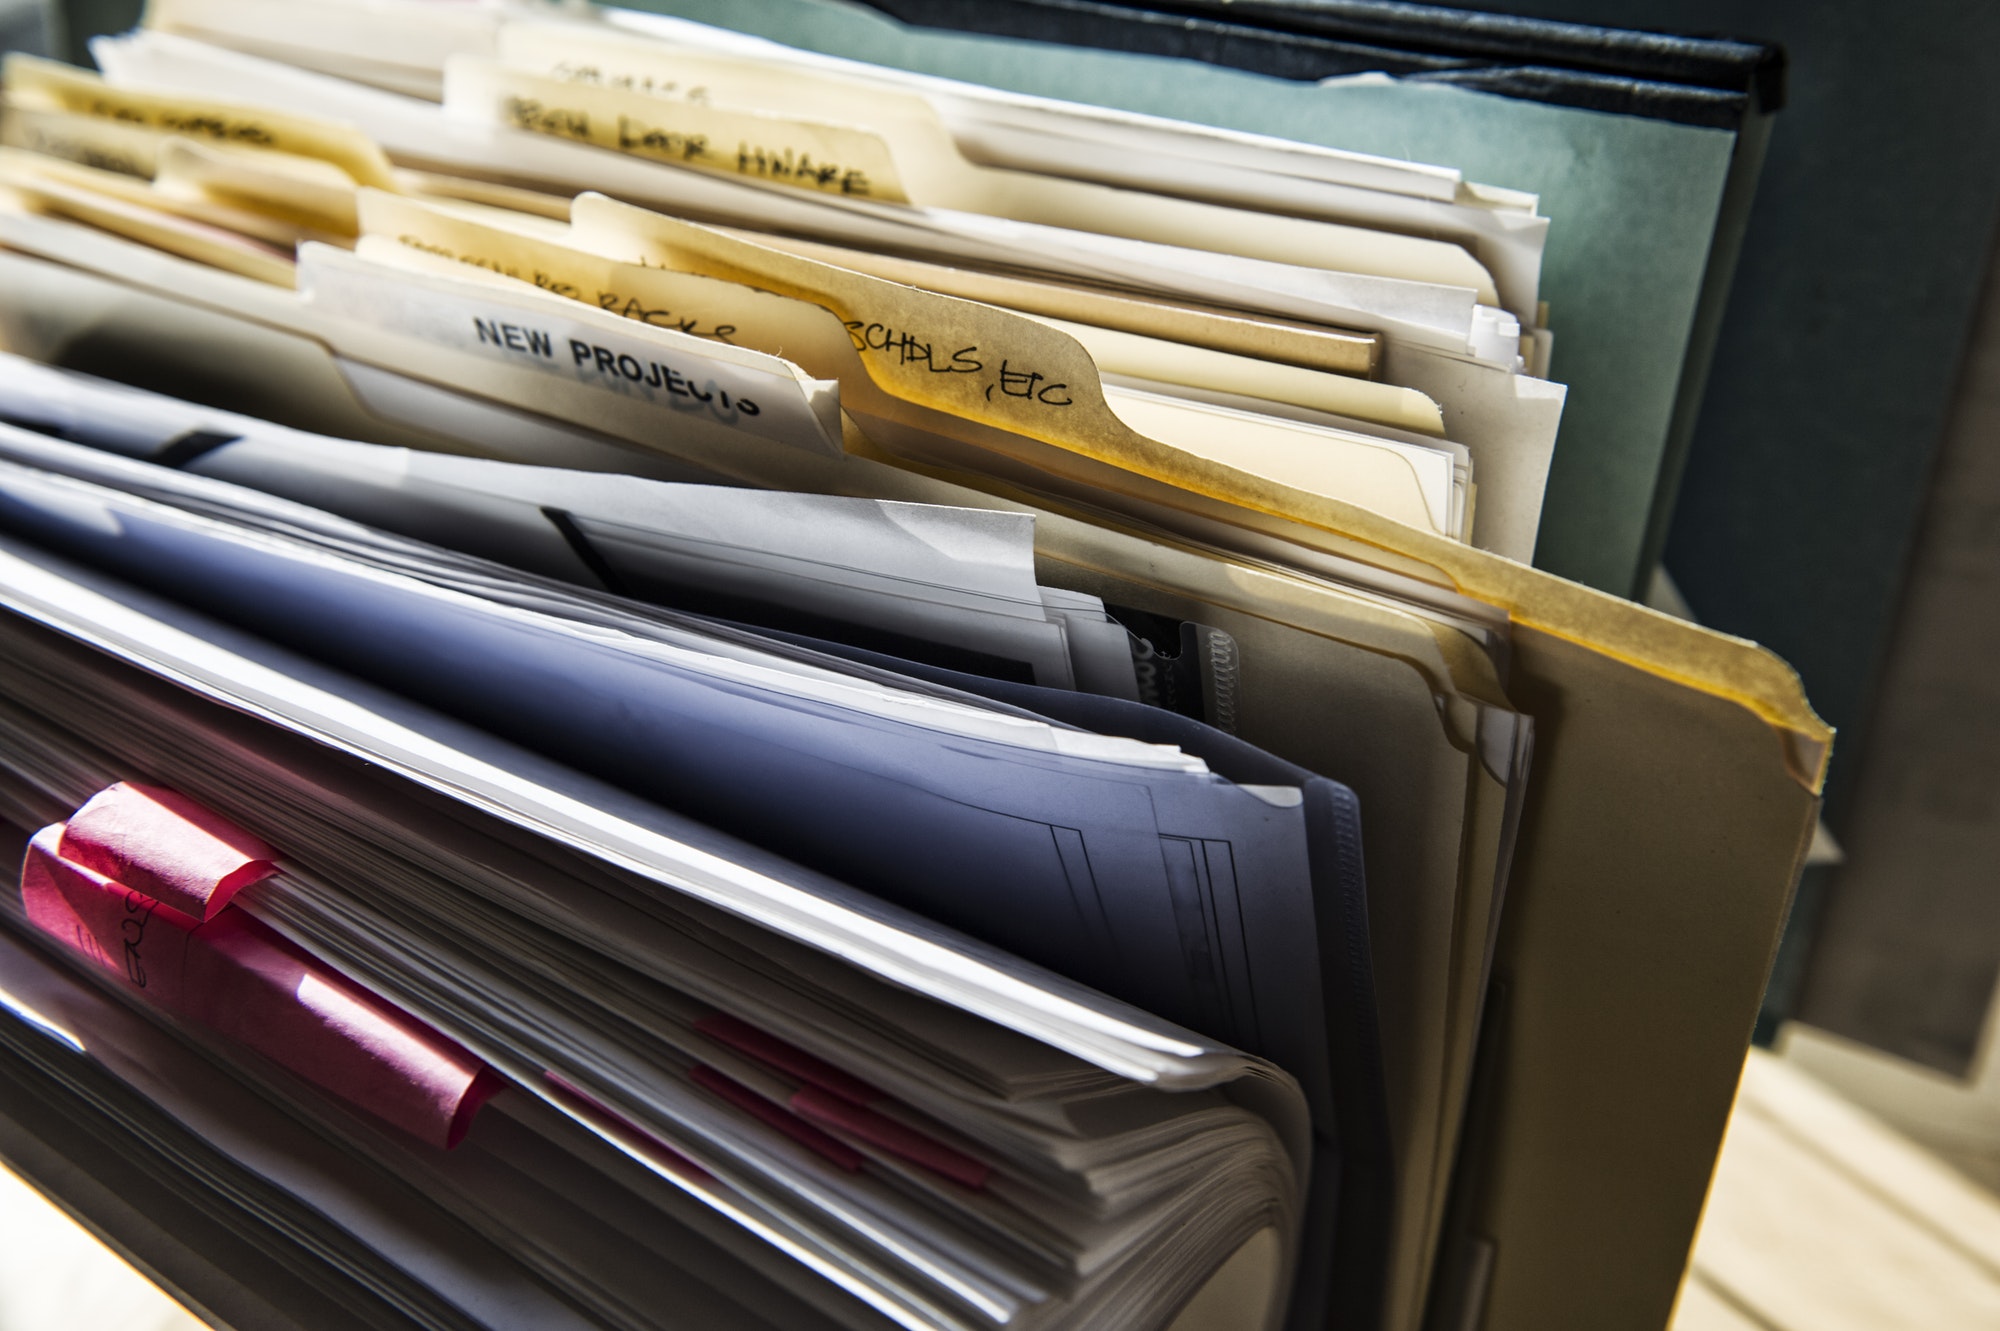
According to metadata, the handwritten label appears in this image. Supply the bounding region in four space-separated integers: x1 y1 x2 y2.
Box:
472 316 554 359
839 321 1072 406
986 359 1075 407
118 887 159 987
4 54 395 187
500 96 597 145
570 196 1118 454
735 145 872 197
498 94 874 195
547 61 712 103
21 824 196 1006
449 62 907 203
1 109 156 178
299 244 843 456
86 98 275 146
392 232 740 342
617 114 708 164
465 309 761 413
33 135 145 176
454 303 766 421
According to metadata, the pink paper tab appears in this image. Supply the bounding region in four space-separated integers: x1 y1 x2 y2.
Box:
184 911 496 1149
694 1012 884 1107
21 823 492 1149
22 823 200 1004
59 782 276 923
690 1065 865 1173
790 1086 992 1190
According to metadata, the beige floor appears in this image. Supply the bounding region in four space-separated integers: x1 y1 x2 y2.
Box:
1673 1047 2000 1331
0 1163 201 1331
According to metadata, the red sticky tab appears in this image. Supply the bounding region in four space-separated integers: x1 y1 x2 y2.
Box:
182 912 493 1149
21 823 198 1005
690 1065 865 1173
790 1086 992 1190
694 1012 883 1107
59 783 275 923
20 820 490 1150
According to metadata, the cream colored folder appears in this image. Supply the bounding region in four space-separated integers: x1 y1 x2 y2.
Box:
0 223 1513 1331
0 25 1822 1331
0 221 1822 1331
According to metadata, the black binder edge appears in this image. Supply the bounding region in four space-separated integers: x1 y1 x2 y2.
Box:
850 0 1778 128
1112 1 1784 109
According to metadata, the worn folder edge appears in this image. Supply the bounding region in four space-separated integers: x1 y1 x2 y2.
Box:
553 195 1829 772
0 202 1829 787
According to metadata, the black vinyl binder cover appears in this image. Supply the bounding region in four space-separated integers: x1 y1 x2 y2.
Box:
852 0 1782 127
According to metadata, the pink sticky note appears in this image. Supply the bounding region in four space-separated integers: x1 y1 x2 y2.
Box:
790 1086 991 1190
690 1065 865 1172
694 1012 884 1107
59 783 276 924
20 823 493 1150
181 912 497 1149
22 823 199 1005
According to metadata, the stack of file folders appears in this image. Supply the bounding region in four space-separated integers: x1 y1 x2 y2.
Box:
0 5 1824 1331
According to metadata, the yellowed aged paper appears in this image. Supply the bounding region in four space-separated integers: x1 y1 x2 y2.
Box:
446 58 910 204
3 53 394 189
156 137 359 234
497 21 1500 299
390 169 573 223
1031 315 1443 436
0 99 165 177
0 160 295 284
362 190 1456 536
735 230 1383 379
0 144 314 247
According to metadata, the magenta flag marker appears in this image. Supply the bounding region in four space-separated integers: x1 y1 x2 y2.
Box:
23 807 497 1150
58 781 277 924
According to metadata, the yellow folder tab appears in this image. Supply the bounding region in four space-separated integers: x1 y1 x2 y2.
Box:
359 190 1459 538
155 138 360 235
726 231 1384 380
0 144 321 249
0 99 165 178
555 193 1456 537
562 188 1828 760
359 189 856 353
569 195 1258 453
444 57 910 204
0 157 295 285
2 53 395 190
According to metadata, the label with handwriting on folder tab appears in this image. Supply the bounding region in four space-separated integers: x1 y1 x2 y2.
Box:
444 58 908 204
2 53 396 189
568 193 1116 446
299 241 847 459
0 103 161 179
355 192 1109 469
355 190 883 402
